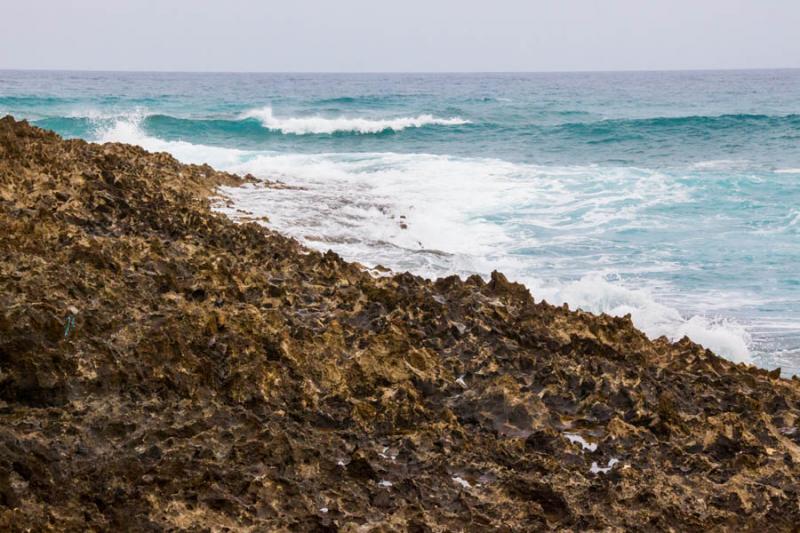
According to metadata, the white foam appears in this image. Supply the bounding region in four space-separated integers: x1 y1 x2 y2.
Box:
537 275 752 363
775 168 800 174
240 106 470 135
690 159 751 171
92 118 754 365
674 316 751 361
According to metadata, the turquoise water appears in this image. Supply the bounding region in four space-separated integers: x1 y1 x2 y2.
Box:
2 70 799 374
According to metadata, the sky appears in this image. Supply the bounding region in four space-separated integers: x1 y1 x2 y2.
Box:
2 0 799 72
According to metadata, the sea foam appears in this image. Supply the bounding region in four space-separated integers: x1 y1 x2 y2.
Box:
240 106 470 134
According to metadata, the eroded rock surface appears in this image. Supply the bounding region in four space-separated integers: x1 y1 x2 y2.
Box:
1 116 799 531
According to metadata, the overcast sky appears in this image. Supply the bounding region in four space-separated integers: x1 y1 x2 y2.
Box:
2 0 798 72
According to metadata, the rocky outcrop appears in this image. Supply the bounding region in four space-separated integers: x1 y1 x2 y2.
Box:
1 116 799 531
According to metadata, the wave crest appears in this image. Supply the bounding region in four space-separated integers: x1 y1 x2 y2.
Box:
240 106 470 135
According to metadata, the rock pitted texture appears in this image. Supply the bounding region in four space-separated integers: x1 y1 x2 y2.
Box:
1 116 799 531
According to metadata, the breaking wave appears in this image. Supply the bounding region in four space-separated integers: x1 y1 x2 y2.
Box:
84 113 756 364
87 114 753 363
239 106 471 135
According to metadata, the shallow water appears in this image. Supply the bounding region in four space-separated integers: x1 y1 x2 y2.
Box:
2 69 799 374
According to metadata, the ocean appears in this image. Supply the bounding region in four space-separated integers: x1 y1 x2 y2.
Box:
2 69 799 375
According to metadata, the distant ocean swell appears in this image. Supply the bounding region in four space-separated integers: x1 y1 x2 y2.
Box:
17 108 800 154
24 106 472 137
240 106 471 134
79 112 755 364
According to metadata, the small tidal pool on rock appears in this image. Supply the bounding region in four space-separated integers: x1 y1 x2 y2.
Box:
1 117 800 530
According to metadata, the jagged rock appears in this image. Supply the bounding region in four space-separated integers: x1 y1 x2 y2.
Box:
1 116 799 530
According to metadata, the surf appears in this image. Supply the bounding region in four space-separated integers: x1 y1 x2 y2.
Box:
85 115 754 363
239 105 471 135
8 69 800 375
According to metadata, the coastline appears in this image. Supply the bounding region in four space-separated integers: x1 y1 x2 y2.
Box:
1 116 799 529
11 68 800 373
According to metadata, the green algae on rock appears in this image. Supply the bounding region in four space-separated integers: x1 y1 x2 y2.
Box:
1 116 799 531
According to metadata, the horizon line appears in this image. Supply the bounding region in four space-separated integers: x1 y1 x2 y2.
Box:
1 66 799 76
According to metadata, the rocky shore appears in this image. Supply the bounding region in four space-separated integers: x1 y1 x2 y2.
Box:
1 116 799 531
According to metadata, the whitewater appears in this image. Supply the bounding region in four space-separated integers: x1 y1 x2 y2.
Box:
241 105 470 134
97 113 752 365
3 70 799 375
